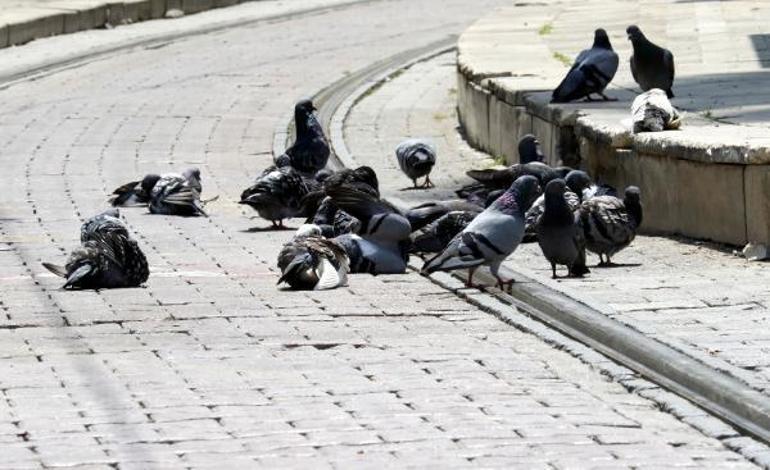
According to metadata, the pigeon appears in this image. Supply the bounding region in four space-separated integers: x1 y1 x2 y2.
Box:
109 174 161 206
149 168 208 217
301 166 381 218
551 29 619 103
579 186 643 265
240 165 315 228
326 185 412 275
310 196 361 237
523 188 581 243
564 170 617 202
277 99 330 175
465 162 560 192
631 88 681 133
422 175 541 290
277 231 349 290
518 134 546 164
42 209 150 289
536 179 589 278
405 200 483 232
410 210 478 254
395 138 437 188
627 25 675 98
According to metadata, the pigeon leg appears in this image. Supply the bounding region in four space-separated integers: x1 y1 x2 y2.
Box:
466 266 478 288
599 91 618 102
584 95 597 102
413 179 419 189
494 274 514 293
422 175 435 189
551 263 558 279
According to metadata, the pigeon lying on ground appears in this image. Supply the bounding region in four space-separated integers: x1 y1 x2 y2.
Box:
631 88 681 133
410 210 478 254
405 200 483 232
552 28 619 103
42 209 150 289
422 175 541 290
464 162 564 194
310 196 361 238
149 168 209 216
240 166 316 228
580 186 643 265
395 138 437 188
277 99 330 175
536 179 589 278
327 185 411 274
518 134 546 164
277 227 350 290
627 25 675 98
109 174 162 206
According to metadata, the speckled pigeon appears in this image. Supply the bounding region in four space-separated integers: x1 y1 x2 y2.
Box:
42 209 149 289
631 88 681 133
240 165 315 228
109 174 161 206
410 210 478 254
627 25 675 98
536 179 589 278
277 232 349 290
580 186 643 265
149 168 207 217
552 29 619 103
395 138 437 188
422 175 541 290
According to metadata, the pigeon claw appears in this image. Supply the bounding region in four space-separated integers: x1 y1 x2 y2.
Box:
422 176 435 189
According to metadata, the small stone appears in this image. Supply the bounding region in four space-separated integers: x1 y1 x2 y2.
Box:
165 9 185 19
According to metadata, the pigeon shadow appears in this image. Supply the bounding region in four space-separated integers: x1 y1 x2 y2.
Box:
594 262 643 268
241 225 294 233
399 186 429 192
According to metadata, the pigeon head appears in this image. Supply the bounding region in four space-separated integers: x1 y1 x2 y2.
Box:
518 134 544 164
141 174 161 195
511 175 542 212
295 98 317 113
593 28 612 50
624 186 643 226
353 166 379 191
565 170 592 196
275 154 292 168
545 178 567 198
626 25 645 42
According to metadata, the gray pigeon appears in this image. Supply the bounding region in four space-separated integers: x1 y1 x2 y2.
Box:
552 29 619 103
149 168 208 217
109 174 161 206
42 209 150 289
405 199 483 232
536 179 589 278
579 186 643 265
277 231 349 290
627 25 675 98
277 99 330 176
240 166 316 228
395 138 437 188
631 88 681 133
410 210 478 254
422 175 541 290
518 134 546 164
465 161 560 192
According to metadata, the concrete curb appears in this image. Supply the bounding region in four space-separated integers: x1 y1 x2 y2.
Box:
274 38 770 464
0 0 264 49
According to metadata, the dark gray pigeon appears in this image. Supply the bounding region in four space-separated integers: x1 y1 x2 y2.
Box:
149 168 208 217
410 210 478 254
396 138 437 188
564 170 617 202
405 199 483 232
277 99 330 176
627 25 675 98
422 175 541 290
277 233 349 290
536 179 589 278
310 196 361 238
42 209 150 289
552 29 619 103
240 165 315 228
579 186 643 265
518 134 546 164
109 174 161 207
465 161 559 192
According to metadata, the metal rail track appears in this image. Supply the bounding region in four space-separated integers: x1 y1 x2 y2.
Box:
274 39 770 448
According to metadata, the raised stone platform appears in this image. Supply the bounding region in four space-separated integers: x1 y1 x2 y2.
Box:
457 0 770 246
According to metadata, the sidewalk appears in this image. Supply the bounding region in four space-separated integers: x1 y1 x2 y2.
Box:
343 50 770 458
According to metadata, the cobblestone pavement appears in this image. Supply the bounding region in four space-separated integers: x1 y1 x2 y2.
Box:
344 49 770 433
0 0 762 468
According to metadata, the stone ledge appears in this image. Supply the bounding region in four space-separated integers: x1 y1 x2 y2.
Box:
0 0 263 49
456 3 770 246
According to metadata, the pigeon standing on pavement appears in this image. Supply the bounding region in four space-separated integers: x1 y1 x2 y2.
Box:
536 179 589 278
564 170 617 202
422 175 541 290
627 25 675 98
277 229 350 290
518 134 546 164
580 186 643 265
42 209 150 289
395 138 437 188
149 168 208 217
240 165 315 228
277 99 330 176
551 28 619 103
109 173 161 206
